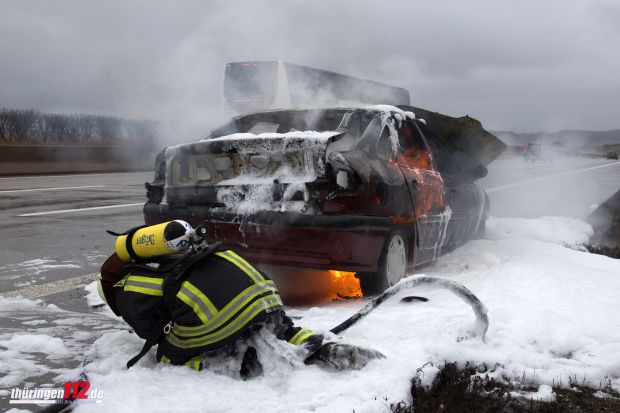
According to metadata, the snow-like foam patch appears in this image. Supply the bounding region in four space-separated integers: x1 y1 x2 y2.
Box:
486 216 593 245
0 334 69 357
366 104 415 121
0 258 81 280
511 384 556 402
84 280 105 308
0 296 122 391
1 216 618 412
206 130 340 143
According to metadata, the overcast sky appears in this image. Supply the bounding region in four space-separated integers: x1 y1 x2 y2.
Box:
1 0 619 135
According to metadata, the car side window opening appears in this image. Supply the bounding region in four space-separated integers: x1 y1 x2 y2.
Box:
248 122 280 134
397 121 433 170
326 112 365 155
417 123 463 174
376 127 394 161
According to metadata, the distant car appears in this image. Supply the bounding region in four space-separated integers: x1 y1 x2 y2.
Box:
143 106 500 295
607 151 618 160
523 143 546 162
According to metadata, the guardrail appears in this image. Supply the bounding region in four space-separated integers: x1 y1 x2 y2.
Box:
0 144 160 175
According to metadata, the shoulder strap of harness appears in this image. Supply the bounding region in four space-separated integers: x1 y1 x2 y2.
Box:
126 312 170 369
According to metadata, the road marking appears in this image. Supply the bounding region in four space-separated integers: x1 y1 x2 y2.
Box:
0 171 149 180
18 202 143 217
0 185 105 194
486 161 620 193
0 273 97 299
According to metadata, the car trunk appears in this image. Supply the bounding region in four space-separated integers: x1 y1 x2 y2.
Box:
162 131 342 213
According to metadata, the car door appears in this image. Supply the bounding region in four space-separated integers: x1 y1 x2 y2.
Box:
417 123 483 250
395 120 449 265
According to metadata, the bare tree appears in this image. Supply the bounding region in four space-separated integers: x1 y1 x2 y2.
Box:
0 108 159 145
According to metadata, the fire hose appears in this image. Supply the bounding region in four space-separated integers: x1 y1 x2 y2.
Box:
330 275 489 342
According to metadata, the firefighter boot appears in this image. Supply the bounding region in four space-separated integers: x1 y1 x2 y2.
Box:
303 342 385 371
240 346 263 380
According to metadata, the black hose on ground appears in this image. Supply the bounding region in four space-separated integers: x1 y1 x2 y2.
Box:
330 275 489 343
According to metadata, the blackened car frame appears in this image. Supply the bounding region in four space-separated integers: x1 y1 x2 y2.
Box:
144 105 505 295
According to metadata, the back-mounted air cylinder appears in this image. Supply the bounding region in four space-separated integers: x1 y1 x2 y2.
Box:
114 220 193 262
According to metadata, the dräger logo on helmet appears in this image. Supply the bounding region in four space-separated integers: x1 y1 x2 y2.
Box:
135 234 156 246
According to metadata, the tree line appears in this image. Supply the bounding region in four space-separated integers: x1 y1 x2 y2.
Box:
0 108 159 145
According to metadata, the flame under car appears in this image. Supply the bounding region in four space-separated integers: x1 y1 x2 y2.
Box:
144 106 503 295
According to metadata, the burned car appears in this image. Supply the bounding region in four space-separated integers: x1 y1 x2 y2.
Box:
144 105 505 295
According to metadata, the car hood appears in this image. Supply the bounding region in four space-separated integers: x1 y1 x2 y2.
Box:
399 105 507 168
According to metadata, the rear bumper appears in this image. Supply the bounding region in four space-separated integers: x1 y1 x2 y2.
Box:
143 203 390 272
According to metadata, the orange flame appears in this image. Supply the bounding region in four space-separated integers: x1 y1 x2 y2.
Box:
327 270 362 299
262 265 362 305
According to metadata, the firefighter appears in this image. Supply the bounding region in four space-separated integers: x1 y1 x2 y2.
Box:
98 231 383 377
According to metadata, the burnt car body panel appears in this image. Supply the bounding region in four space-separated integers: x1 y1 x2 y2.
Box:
401 105 506 169
144 106 501 277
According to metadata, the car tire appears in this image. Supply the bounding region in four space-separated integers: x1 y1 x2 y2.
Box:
358 231 408 296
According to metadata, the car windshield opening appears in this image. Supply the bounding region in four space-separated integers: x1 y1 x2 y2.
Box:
207 110 369 140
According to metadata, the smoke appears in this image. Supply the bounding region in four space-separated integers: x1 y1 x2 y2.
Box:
2 0 619 237
2 0 620 145
481 149 620 222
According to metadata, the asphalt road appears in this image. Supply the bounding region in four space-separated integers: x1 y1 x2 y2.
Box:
0 171 151 297
1 156 619 304
481 156 620 218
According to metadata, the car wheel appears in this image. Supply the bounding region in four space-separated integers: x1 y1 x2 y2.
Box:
358 232 407 296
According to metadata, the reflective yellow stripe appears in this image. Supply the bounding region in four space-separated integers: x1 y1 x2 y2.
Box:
160 355 200 371
185 356 202 371
288 328 314 345
223 250 266 282
172 281 278 337
124 285 164 296
166 294 282 349
296 331 314 345
183 282 218 317
126 275 164 286
123 275 164 296
176 281 218 324
215 250 265 283
166 295 282 349
120 274 164 296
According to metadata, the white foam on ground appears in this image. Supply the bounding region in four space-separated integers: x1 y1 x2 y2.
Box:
1 216 619 412
0 334 69 357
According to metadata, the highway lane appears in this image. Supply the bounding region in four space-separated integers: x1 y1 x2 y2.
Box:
480 156 620 218
0 172 151 295
0 157 619 303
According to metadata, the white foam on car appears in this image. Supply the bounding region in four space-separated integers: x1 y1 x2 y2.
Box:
205 130 341 143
